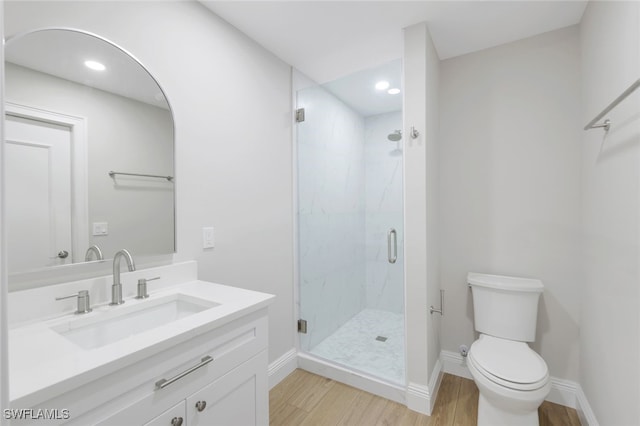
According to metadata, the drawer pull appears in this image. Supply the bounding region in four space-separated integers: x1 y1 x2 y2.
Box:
155 356 213 390
195 400 207 412
171 417 183 426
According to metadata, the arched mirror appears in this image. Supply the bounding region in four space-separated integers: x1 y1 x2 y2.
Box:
4 28 175 281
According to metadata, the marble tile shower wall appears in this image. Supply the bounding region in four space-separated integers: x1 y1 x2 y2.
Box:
364 112 404 314
298 86 367 351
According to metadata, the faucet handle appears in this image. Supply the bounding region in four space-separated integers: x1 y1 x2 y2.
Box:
56 290 92 314
135 277 160 299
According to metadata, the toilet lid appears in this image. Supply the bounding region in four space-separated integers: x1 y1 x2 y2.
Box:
469 335 548 388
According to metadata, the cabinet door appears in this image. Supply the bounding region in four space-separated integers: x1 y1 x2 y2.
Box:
186 351 268 426
143 401 186 426
96 397 185 426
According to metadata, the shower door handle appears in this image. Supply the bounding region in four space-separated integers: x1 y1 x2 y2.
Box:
387 228 397 264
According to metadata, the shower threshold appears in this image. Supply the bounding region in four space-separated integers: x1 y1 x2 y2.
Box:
298 352 407 405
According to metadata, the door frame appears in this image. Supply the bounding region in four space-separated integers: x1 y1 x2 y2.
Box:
5 102 88 265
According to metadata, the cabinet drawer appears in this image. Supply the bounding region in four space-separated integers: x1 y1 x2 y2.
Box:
57 310 268 426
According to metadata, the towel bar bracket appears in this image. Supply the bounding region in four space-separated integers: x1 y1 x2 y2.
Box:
584 78 639 132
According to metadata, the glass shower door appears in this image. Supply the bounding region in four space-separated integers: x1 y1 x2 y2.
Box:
296 83 367 354
296 60 405 385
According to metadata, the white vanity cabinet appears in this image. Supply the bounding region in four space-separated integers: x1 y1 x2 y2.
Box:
100 350 267 426
9 268 274 426
90 310 268 426
10 307 270 426
142 350 267 426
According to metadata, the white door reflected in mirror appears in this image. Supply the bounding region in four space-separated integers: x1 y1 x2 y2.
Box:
6 114 73 271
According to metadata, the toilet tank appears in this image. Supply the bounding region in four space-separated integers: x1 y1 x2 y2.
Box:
467 273 543 342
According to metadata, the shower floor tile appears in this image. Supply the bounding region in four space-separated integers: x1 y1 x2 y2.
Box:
309 308 405 384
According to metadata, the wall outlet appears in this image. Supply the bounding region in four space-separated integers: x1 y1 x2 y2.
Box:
202 227 215 249
93 222 108 236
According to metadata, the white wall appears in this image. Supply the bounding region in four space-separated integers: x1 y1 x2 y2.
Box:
423 25 441 397
4 1 294 366
403 22 440 414
439 26 582 382
5 63 174 263
579 2 640 424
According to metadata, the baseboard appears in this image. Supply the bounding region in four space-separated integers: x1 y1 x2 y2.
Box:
547 376 578 408
406 358 442 415
268 348 298 390
440 349 599 421
406 383 431 415
428 358 443 414
440 349 472 379
576 385 600 426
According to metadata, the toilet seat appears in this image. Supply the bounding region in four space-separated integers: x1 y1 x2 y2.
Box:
469 334 549 391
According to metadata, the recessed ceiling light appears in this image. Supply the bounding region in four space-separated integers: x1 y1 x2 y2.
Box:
84 60 106 71
375 81 390 90
388 88 401 95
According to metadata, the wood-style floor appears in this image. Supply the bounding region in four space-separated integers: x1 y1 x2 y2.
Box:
269 369 581 426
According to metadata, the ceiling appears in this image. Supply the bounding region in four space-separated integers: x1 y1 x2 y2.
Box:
322 59 402 117
5 3 588 119
201 1 588 84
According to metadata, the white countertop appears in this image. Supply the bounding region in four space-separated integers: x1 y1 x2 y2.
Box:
9 279 274 407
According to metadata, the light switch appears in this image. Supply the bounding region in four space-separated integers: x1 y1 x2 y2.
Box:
93 222 108 236
203 227 215 249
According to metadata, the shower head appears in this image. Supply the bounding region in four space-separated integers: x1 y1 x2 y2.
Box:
388 129 403 156
387 130 402 142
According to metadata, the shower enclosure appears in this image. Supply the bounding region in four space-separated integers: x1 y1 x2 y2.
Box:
296 60 405 387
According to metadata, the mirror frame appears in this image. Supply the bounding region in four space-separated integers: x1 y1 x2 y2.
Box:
4 27 176 291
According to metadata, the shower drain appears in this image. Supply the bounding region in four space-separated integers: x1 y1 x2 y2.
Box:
375 336 388 342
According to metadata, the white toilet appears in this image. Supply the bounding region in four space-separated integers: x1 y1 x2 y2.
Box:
467 272 551 426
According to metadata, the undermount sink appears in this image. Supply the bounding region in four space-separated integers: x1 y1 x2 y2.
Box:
50 293 219 350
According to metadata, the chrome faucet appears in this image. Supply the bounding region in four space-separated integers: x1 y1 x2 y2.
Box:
85 245 104 261
110 249 136 305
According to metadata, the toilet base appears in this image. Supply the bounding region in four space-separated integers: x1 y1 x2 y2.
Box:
478 393 539 426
